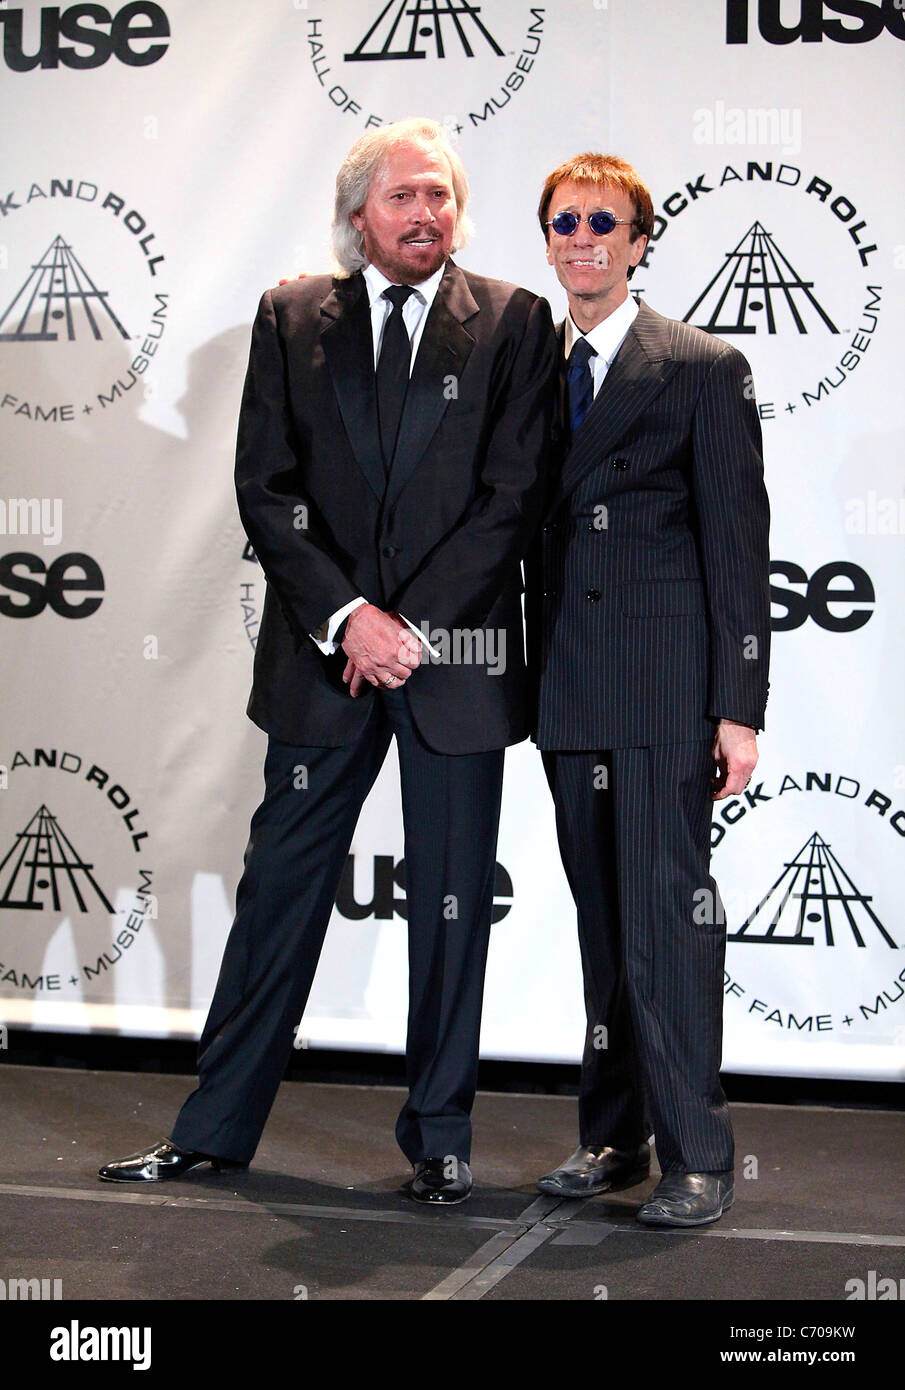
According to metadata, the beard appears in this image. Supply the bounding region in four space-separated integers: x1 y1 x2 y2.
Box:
367 234 450 285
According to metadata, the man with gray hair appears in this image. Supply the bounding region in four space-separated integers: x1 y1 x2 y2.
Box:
98 118 557 1204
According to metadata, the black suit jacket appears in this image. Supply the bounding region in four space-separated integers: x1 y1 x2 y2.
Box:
235 261 557 753
528 298 771 750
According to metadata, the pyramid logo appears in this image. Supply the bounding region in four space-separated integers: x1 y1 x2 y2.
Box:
0 804 114 914
345 0 504 60
683 221 839 336
729 831 897 949
0 235 130 343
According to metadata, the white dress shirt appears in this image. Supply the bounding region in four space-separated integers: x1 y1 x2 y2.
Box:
564 292 638 396
362 260 445 371
310 262 446 657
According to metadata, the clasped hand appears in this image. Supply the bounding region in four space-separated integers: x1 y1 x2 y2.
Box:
341 604 422 698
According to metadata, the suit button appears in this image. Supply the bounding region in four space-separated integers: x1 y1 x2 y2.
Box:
543 589 557 599
543 522 557 533
382 545 398 558
612 457 630 470
586 589 601 602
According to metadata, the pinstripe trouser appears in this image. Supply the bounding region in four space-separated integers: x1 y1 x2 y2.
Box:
171 687 504 1167
542 739 734 1173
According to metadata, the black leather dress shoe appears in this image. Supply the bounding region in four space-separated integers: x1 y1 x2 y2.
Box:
536 1141 650 1197
97 1138 248 1183
635 1170 734 1227
409 1157 473 1205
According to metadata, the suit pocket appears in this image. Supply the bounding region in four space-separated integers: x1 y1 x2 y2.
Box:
620 579 706 617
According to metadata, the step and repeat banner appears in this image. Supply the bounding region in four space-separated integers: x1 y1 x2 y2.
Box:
1 2 903 1080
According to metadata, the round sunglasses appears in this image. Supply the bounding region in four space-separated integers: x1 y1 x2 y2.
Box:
546 210 637 237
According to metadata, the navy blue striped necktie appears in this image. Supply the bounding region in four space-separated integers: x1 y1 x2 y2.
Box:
567 336 597 435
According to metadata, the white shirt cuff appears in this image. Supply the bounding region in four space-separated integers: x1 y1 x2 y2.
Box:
309 596 367 655
399 613 441 659
310 601 441 661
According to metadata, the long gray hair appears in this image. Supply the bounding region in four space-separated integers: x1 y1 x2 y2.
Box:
331 117 474 277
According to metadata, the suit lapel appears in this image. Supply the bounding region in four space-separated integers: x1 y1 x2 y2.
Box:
385 261 478 511
319 272 385 502
556 298 680 504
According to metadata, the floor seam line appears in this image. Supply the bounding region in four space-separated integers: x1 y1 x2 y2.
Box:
422 1195 586 1301
0 1182 530 1233
2 1184 903 1252
545 1220 905 1247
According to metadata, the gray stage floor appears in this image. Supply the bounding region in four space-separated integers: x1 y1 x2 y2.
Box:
1 1065 903 1302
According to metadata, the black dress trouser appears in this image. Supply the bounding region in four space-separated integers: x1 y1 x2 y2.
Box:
171 687 505 1166
542 739 734 1174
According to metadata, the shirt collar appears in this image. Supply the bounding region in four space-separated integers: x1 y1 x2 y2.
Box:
565 292 639 364
362 260 445 310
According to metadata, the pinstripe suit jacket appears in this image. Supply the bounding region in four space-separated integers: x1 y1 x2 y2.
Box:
236 264 556 754
528 297 771 750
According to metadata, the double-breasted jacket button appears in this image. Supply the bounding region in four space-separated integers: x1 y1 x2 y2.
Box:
586 588 601 602
612 457 630 470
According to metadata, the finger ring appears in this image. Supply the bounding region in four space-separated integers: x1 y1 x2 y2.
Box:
382 674 396 686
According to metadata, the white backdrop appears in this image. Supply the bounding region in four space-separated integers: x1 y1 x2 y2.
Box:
1 0 903 1081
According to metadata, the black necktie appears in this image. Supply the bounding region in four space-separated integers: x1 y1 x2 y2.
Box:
376 284 416 472
567 336 597 435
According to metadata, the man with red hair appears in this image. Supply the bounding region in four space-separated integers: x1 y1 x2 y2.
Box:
529 153 771 1227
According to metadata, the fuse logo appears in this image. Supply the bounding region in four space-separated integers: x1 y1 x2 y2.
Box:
0 4 170 71
769 561 875 633
726 0 905 43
